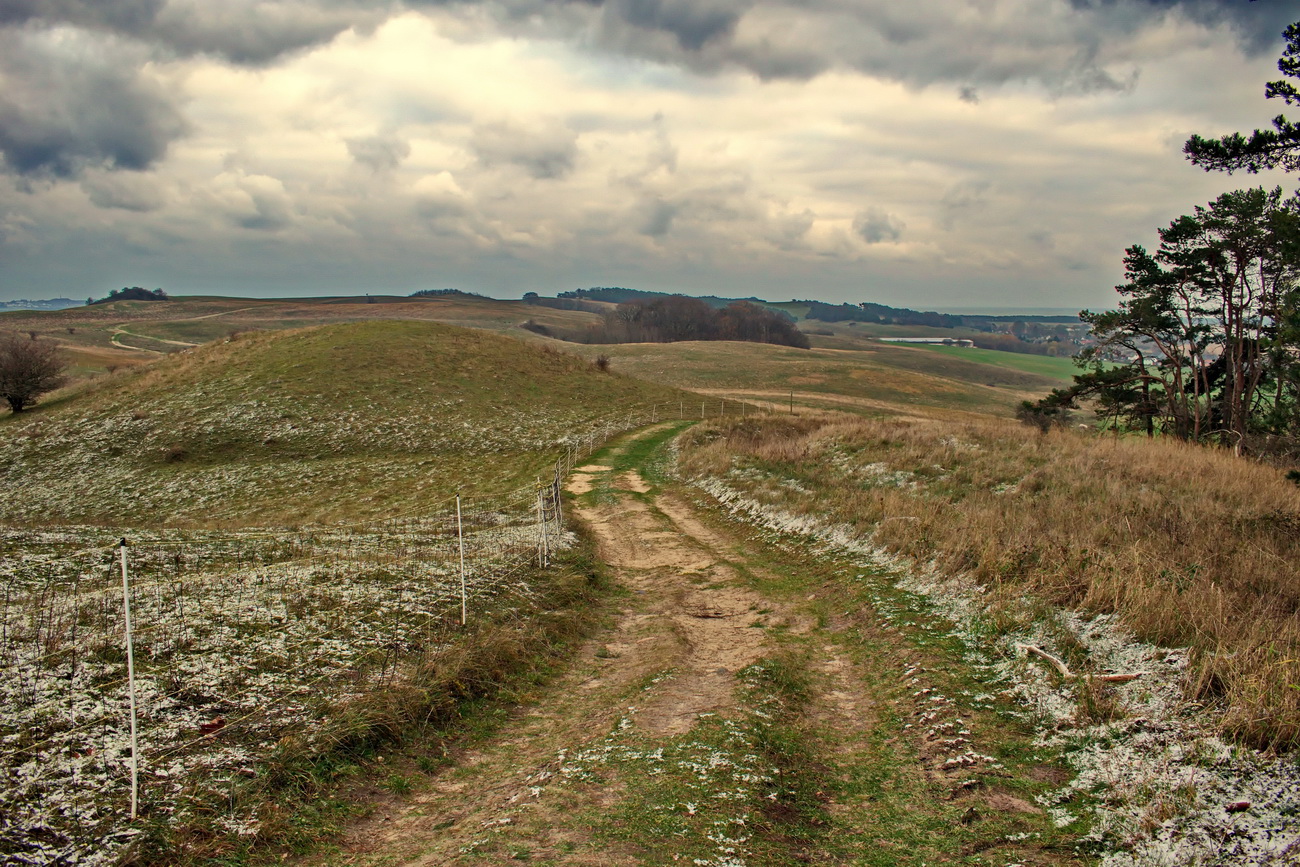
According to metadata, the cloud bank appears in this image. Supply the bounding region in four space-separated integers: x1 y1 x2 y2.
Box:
0 0 1295 307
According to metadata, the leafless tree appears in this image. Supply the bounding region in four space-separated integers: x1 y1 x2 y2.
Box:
0 332 68 412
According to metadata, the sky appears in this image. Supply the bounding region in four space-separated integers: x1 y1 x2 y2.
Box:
0 0 1296 310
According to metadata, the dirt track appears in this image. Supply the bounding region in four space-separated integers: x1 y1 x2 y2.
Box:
305 427 858 863
304 428 1071 866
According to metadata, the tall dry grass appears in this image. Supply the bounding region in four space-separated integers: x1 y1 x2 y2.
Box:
679 413 1300 751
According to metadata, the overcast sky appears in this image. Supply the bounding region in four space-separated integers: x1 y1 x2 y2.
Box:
0 0 1296 309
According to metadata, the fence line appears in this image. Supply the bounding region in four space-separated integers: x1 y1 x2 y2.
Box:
0 399 772 865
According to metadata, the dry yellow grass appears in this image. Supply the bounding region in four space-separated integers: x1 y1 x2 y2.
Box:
679 413 1300 750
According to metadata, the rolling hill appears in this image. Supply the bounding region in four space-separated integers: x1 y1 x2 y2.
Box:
0 320 682 526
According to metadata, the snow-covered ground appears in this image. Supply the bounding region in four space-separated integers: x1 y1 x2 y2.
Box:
0 510 572 865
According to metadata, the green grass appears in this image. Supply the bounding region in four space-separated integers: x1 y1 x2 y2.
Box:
565 339 1051 417
571 655 836 865
907 344 1081 382
0 320 687 525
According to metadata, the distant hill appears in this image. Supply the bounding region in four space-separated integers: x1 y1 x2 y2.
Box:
0 320 684 525
558 287 777 312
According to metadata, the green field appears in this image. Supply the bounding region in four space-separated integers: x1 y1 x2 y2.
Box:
906 343 1081 382
558 338 1063 418
0 320 683 525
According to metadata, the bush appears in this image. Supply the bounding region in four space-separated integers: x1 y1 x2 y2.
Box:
0 332 68 413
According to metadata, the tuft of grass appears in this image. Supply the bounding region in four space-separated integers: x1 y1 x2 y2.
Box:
382 773 413 795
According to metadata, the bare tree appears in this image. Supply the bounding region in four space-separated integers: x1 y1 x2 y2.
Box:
0 332 68 413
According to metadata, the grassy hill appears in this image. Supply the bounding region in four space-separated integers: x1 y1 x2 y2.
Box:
1 294 604 376
563 338 1066 418
0 320 682 526
903 343 1079 381
3 294 1080 421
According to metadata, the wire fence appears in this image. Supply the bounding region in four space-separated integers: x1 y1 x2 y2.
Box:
0 397 764 866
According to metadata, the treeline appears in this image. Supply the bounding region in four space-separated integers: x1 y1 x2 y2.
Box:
90 287 169 304
558 286 770 310
522 294 608 315
803 300 1077 330
1027 187 1300 455
524 296 809 349
410 288 484 298
970 333 1072 357
804 300 964 328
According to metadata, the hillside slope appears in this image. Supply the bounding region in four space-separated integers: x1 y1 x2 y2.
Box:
566 339 1058 417
0 320 681 525
1 293 604 375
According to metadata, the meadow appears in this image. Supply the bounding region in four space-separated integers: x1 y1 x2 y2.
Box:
563 338 1065 418
0 318 682 864
2 320 682 525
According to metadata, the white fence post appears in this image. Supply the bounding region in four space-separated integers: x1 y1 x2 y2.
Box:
118 539 140 820
456 496 467 626
553 464 563 528
536 488 548 568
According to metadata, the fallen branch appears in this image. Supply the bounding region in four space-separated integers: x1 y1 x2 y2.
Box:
1016 643 1073 679
1014 643 1149 683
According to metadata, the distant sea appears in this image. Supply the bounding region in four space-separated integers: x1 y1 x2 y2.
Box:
0 298 82 311
930 306 1095 317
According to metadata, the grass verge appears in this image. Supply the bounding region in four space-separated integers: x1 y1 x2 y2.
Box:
677 412 1300 751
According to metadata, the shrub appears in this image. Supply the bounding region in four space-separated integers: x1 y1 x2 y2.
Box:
0 332 68 413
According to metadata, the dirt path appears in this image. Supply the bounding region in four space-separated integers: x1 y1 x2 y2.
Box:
109 325 198 351
107 307 261 351
313 454 795 862
305 428 1076 866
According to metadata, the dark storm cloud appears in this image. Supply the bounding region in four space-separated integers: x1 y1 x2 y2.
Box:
144 2 388 66
0 30 186 177
455 0 1296 92
471 121 578 180
0 0 385 64
0 0 164 29
853 207 903 244
599 0 741 52
6 0 1295 86
1067 0 1297 53
347 134 411 172
0 1 385 179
